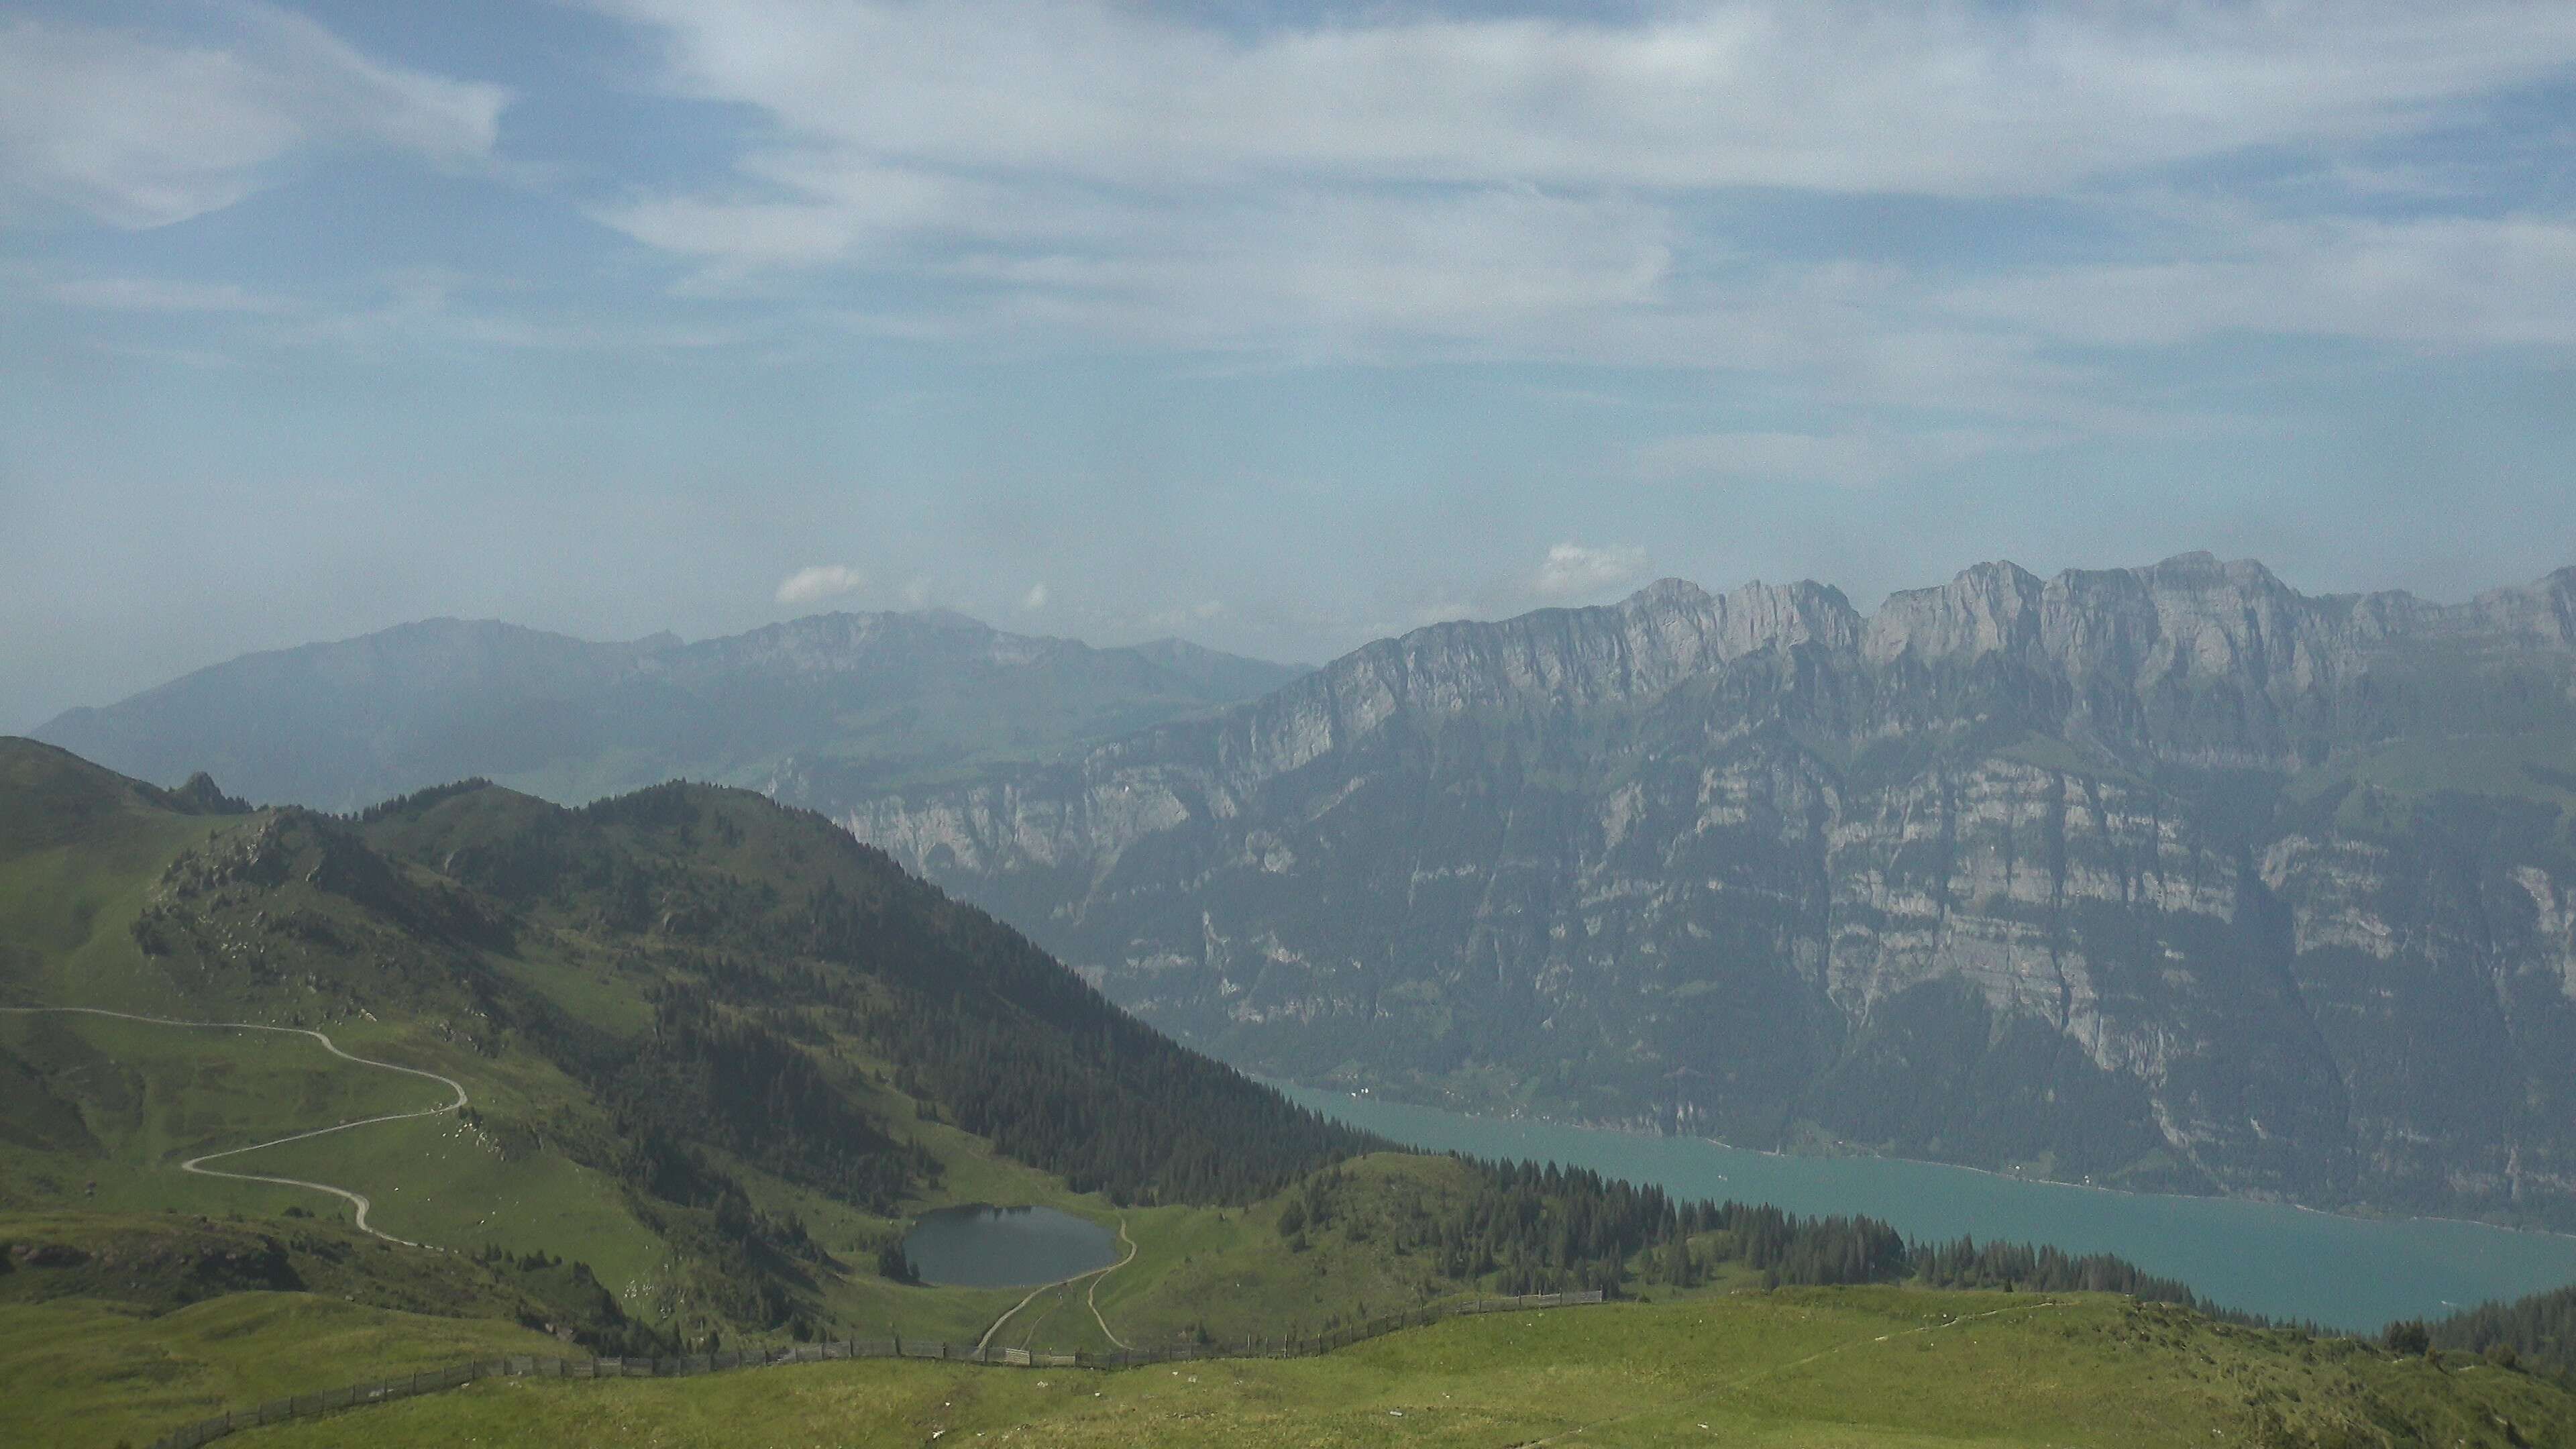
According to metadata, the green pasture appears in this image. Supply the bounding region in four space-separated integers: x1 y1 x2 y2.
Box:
219 1291 2576 1449
0 1293 561 1449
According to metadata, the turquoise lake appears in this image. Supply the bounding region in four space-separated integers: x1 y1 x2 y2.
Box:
1277 1085 2576 1330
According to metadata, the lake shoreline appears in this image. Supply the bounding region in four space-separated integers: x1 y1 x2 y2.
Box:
1276 1076 2576 1245
1271 1079 2576 1330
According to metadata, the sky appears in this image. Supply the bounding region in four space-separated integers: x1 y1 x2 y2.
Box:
3 0 2574 730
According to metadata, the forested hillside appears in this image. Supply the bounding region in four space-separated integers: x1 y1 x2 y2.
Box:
2426 1281 2576 1381
0 737 1370 1344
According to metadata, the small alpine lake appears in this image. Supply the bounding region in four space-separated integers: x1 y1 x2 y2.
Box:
900 1204 1120 1288
1278 1084 2576 1330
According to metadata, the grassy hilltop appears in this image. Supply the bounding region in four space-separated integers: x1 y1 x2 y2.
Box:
3 736 2574 1448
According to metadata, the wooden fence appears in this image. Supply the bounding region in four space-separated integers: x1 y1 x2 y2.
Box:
147 1289 1605 1448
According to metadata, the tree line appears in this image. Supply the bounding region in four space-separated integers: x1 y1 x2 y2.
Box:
2419 1281 2575 1380
1282 1155 2296 1324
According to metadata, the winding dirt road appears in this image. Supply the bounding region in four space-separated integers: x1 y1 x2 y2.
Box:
0 1005 468 1248
973 1214 1138 1352
1086 1218 1136 1348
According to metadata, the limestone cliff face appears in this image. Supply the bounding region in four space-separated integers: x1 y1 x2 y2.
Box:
833 555 2576 1224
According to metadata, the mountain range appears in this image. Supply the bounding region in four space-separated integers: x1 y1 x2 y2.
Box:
32 553 2576 1230
32 612 1305 814
835 553 2576 1227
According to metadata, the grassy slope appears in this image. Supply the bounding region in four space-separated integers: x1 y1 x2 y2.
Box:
0 987 1397 1357
0 1207 598 1449
0 1294 562 1449
227 1291 2576 1449
0 741 1458 1422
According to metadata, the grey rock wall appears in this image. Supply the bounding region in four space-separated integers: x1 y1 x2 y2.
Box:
843 554 2576 1226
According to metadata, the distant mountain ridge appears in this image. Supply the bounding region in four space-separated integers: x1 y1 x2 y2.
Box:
34 610 1305 813
837 553 2576 1228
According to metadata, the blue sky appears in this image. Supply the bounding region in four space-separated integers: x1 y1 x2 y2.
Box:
3 0 2573 728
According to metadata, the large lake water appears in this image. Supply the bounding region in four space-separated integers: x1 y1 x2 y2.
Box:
902 1204 1120 1288
1278 1085 2576 1330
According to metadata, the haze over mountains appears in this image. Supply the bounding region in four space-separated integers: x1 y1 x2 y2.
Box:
839 553 2576 1226
38 553 2576 1231
33 611 1305 814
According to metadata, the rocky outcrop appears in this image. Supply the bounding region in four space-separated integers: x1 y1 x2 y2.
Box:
845 555 2576 1226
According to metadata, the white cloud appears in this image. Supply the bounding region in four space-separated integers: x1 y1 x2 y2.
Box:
596 0 2576 201
0 7 507 229
1532 543 1651 602
1020 581 1049 610
974 187 1673 354
558 0 2576 413
774 564 863 605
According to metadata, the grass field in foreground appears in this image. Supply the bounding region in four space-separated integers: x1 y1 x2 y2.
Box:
226 1289 2576 1449
0 1293 563 1449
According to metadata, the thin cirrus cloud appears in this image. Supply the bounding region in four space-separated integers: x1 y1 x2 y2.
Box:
0 5 507 229
774 564 864 605
1531 543 1652 602
594 0 2576 199
576 0 2576 372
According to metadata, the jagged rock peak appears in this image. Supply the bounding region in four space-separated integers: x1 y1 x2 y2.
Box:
2133 549 2280 586
1864 560 2046 665
1619 577 1716 613
2475 567 2576 647
1373 552 2571 706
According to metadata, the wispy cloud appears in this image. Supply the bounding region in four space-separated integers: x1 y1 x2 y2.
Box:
562 0 2576 444
596 0 2576 201
1531 543 1651 602
775 564 863 605
0 5 506 229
